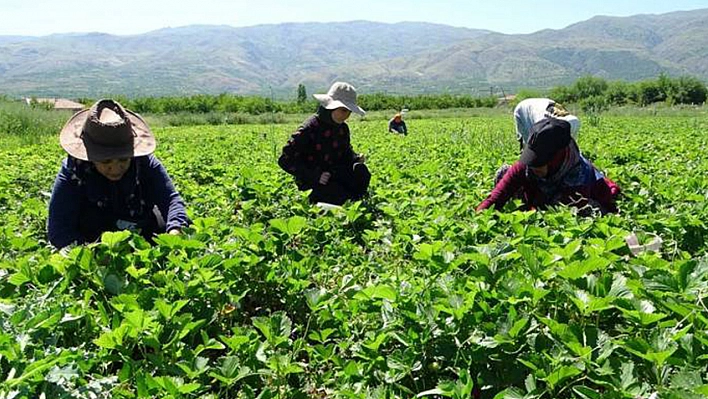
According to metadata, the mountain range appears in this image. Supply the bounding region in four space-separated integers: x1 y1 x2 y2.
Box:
0 8 707 97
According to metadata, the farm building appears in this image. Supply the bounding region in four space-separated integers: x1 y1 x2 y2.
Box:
25 98 85 113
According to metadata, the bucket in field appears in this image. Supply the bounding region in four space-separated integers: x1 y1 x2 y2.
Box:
625 232 663 256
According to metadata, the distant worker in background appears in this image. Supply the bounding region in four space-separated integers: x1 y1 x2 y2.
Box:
477 117 620 215
514 98 580 152
48 99 189 249
388 113 407 135
278 82 371 205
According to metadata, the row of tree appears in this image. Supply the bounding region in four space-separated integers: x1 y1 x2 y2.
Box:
72 74 706 116
548 74 707 112
78 91 498 116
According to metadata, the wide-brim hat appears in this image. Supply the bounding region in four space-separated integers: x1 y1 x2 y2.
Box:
520 118 572 167
59 99 156 161
313 81 366 116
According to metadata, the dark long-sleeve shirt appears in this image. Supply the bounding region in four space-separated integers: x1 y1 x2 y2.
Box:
477 161 620 213
48 155 188 248
388 119 407 134
278 114 360 190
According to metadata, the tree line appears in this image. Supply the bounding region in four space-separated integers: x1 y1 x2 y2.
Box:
548 73 707 113
42 73 708 116
75 92 499 116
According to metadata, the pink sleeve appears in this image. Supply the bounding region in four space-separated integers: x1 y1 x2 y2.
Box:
586 177 620 214
477 161 527 211
604 177 621 197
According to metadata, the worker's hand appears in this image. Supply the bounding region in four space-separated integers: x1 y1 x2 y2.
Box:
168 228 181 235
319 172 331 185
357 153 367 162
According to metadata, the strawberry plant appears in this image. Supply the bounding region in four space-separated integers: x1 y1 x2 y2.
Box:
1 115 708 398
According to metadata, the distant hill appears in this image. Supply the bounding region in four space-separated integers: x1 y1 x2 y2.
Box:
0 9 706 97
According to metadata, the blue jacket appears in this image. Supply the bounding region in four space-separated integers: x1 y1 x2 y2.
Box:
388 118 407 134
48 155 188 248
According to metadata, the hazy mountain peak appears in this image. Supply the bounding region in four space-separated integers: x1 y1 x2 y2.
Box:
0 10 705 97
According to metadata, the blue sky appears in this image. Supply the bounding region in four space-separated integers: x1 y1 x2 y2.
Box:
1 0 707 36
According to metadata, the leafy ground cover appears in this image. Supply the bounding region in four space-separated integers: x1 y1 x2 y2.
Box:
1 115 708 398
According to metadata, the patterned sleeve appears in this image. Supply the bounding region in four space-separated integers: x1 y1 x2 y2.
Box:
341 123 362 163
278 119 321 186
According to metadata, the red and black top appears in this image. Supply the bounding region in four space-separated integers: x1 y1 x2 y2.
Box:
278 110 361 190
476 161 621 213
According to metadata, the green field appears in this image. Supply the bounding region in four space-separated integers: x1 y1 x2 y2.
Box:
2 114 708 398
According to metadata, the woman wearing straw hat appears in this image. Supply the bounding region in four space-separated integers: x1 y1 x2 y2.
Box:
278 82 371 205
47 99 189 249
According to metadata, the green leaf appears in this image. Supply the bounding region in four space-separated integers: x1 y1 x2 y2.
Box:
7 272 30 286
620 309 668 326
544 365 583 389
124 309 155 334
413 243 434 261
551 239 583 260
286 216 307 235
573 386 601 399
93 325 129 349
558 256 610 280
218 356 241 379
104 274 123 295
570 290 614 315
622 337 677 367
221 334 250 351
362 333 388 351
94 331 119 349
6 352 79 388
566 342 593 359
101 230 132 249
609 274 634 299
358 284 397 301
153 233 205 249
343 361 362 377
269 216 307 236
252 312 292 347
619 362 638 391
671 369 703 391
508 317 529 338
492 387 526 399
525 374 537 393
179 383 201 394
304 287 327 310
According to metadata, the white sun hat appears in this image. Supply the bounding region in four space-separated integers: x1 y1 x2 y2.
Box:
313 82 366 116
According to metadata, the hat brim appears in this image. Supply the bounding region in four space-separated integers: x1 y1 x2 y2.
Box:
59 108 156 161
520 147 545 167
313 94 366 116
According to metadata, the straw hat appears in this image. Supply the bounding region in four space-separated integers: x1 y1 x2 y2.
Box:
313 82 366 116
59 99 155 161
